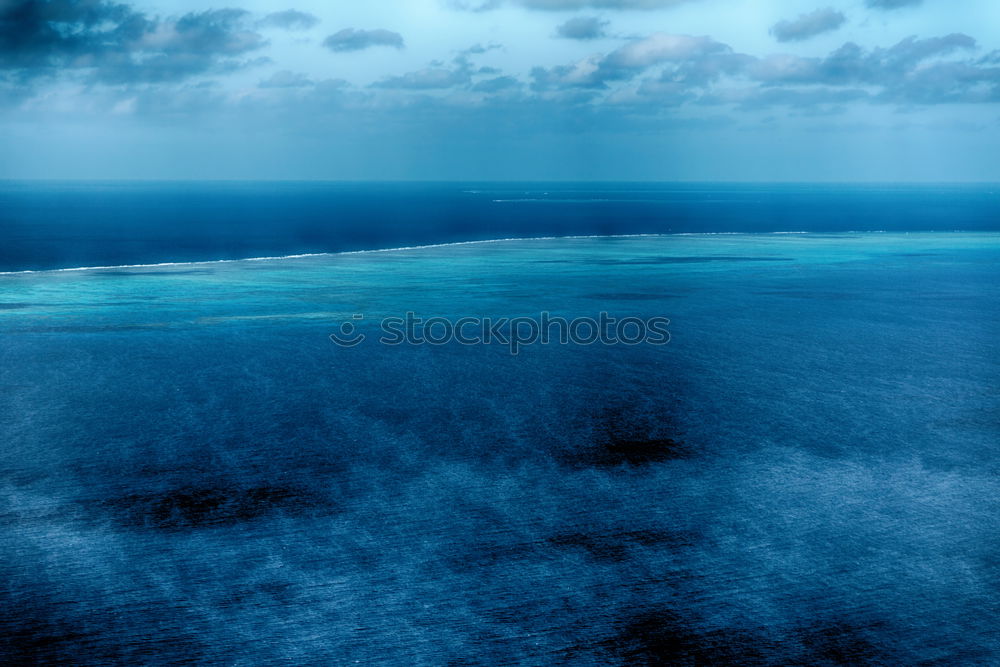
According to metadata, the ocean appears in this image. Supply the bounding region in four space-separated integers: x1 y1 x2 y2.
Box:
1 183 998 664
2 181 999 273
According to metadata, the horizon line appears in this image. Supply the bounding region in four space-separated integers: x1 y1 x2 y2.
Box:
1 178 999 186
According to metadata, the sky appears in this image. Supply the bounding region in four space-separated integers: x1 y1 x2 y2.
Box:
0 0 998 181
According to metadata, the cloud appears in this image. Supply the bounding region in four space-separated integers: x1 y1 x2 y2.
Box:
258 70 313 88
369 45 512 90
743 34 1000 106
322 28 404 52
3 0 995 133
259 10 319 31
0 2 268 84
556 16 609 40
471 75 522 92
528 29 993 110
460 42 503 55
531 33 738 92
601 33 728 72
531 56 604 90
750 34 977 86
374 67 471 90
0 0 134 71
980 50 1000 66
865 0 922 8
101 9 268 84
877 61 1000 104
771 8 846 43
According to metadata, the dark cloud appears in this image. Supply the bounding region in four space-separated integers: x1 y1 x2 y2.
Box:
0 2 267 83
322 28 404 52
771 8 846 43
557 16 609 40
0 0 134 70
98 9 268 84
866 0 922 8
258 70 313 88
259 10 319 31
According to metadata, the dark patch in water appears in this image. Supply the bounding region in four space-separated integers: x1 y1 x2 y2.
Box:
0 303 31 310
0 623 92 666
548 529 700 562
100 485 318 530
591 438 686 466
0 590 209 664
549 532 630 562
557 399 690 469
619 528 701 547
798 621 892 665
568 406 688 468
600 611 767 665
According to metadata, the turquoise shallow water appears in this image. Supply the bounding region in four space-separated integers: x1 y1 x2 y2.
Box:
1 233 999 664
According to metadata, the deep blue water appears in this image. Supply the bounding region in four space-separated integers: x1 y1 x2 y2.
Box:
1 184 999 664
1 181 999 272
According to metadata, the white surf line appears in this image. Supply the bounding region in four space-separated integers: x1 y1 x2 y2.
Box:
0 234 673 275
2 229 949 276
0 253 331 275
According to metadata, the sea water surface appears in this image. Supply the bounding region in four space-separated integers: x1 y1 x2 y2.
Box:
1 185 999 664
2 181 999 272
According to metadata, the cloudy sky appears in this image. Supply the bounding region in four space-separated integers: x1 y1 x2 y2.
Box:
1 0 998 180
